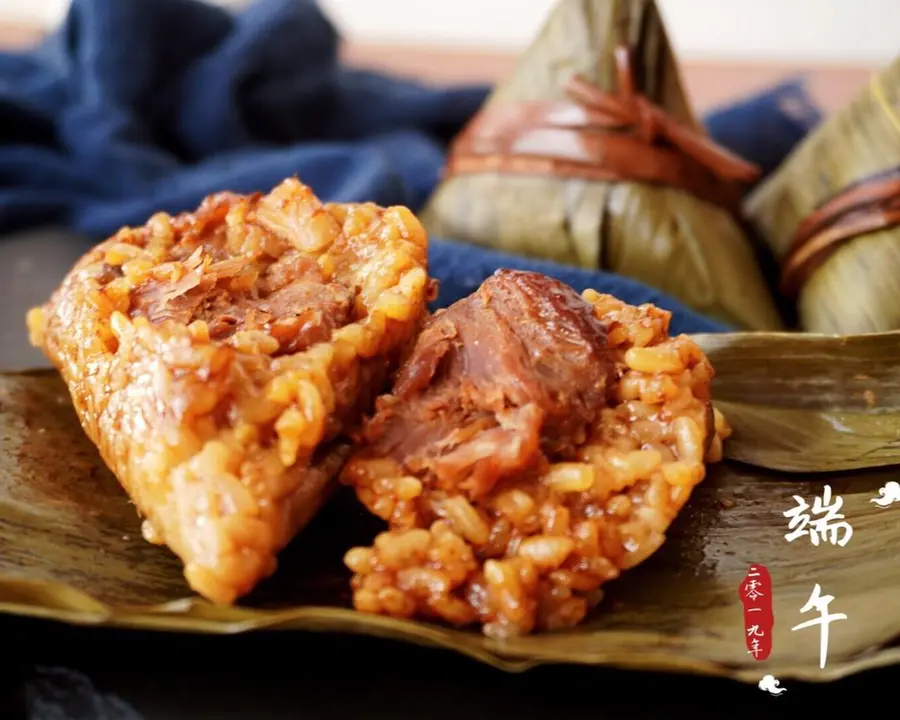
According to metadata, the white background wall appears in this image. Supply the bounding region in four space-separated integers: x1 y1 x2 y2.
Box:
3 0 898 65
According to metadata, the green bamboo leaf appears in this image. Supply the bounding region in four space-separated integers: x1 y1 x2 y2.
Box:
3 369 900 684
694 331 900 471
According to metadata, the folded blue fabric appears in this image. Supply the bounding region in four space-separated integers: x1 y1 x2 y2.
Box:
428 239 727 334
704 79 822 180
0 0 489 236
0 0 819 239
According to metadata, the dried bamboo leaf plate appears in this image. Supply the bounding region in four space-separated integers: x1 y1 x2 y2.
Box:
2 330 900 683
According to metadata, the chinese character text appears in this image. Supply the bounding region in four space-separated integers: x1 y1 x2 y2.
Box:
783 484 853 546
790 584 847 669
739 564 774 661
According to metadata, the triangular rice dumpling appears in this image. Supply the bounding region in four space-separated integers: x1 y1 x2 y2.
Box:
26 179 432 605
746 55 900 334
421 0 782 331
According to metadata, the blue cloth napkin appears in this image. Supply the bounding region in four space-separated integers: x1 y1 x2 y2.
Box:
0 0 489 236
704 79 822 180
428 239 726 334
0 0 822 334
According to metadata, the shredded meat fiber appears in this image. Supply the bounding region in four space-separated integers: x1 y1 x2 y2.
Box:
359 269 614 510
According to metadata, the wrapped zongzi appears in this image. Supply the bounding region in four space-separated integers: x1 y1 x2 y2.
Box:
746 56 900 334
421 0 782 331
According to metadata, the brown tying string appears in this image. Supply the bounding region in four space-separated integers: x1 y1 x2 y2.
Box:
780 167 900 297
445 45 761 210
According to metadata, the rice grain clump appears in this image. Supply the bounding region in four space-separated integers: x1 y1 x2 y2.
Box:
26 178 431 605
341 270 730 637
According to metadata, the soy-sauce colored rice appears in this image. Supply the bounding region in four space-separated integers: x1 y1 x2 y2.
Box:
343 291 730 637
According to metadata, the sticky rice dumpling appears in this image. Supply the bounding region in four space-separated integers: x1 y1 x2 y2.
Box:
746 55 900 334
26 178 432 605
421 0 782 331
341 270 729 637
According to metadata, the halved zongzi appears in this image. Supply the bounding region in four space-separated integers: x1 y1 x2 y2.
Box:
341 270 729 637
746 55 900 333
421 0 782 331
26 178 432 605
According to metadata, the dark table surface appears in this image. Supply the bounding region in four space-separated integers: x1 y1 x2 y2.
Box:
1 228 893 718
